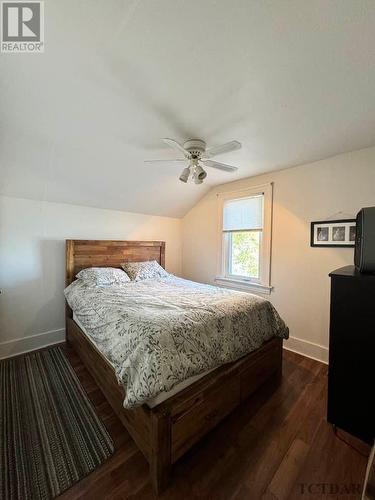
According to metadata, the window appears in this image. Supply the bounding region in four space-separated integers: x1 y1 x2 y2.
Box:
216 183 273 294
223 195 263 281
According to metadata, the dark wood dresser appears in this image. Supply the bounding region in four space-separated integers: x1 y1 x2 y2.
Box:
328 265 374 445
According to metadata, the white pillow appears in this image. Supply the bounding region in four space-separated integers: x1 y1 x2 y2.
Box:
121 260 169 281
76 267 131 286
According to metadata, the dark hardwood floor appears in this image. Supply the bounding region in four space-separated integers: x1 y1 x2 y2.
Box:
58 346 369 500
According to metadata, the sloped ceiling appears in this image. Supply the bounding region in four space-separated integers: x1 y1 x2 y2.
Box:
1 0 375 217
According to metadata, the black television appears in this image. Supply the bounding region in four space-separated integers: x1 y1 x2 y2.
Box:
354 207 375 273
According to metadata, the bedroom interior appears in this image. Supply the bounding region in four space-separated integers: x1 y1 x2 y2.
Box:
1 1 375 499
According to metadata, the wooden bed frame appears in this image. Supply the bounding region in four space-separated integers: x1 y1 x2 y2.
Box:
65 239 283 493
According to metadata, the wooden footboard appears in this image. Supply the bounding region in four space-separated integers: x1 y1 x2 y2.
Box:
66 317 282 493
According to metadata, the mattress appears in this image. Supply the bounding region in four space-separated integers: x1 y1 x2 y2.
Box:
73 313 213 408
65 275 288 408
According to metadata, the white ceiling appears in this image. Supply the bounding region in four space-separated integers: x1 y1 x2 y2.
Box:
1 0 375 217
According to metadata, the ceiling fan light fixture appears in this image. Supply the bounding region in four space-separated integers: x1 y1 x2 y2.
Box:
147 137 241 185
194 164 207 181
179 166 190 183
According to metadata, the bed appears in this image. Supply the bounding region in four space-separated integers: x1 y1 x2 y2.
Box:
65 239 287 493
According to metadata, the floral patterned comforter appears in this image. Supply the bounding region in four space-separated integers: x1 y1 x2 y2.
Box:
64 276 289 408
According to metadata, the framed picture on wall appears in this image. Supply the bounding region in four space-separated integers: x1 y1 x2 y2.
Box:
310 219 356 247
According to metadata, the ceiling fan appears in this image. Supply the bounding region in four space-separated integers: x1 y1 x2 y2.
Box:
145 138 241 184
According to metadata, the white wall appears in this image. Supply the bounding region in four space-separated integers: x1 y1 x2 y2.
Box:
2 146 375 362
0 196 182 358
182 147 375 363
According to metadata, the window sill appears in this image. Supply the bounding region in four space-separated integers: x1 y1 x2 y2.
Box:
215 276 273 295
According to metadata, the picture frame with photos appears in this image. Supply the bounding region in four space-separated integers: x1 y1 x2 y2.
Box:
310 219 356 247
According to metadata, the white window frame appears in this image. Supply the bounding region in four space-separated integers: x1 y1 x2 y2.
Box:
215 182 273 295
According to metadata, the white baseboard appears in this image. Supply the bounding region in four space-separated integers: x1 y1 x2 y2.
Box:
0 328 66 360
283 336 328 364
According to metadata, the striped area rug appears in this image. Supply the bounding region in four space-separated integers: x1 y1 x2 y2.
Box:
0 346 114 500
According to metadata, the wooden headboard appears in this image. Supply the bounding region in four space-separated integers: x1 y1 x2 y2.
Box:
65 240 166 287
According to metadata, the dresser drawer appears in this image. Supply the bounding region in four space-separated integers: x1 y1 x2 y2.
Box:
171 375 240 462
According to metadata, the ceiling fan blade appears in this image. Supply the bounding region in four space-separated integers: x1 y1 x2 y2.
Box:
203 140 241 158
144 159 186 163
162 138 190 158
202 160 238 172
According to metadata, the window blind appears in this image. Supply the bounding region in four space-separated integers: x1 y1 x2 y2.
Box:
223 195 263 232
